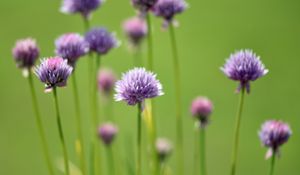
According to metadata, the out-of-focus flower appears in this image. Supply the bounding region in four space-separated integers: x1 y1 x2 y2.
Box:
190 97 213 128
61 0 101 19
156 138 172 162
123 17 147 46
131 0 158 13
98 123 118 146
98 68 116 95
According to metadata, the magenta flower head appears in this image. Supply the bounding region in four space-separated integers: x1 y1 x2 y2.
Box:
123 17 147 46
12 38 39 71
61 0 101 19
156 138 172 162
55 33 89 67
190 97 213 128
152 0 187 27
98 123 118 146
259 120 291 159
131 0 158 13
98 68 116 95
221 49 268 93
35 57 73 92
115 67 163 106
85 27 119 55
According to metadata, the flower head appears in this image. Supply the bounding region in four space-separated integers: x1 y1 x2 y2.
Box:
115 67 163 105
156 138 172 162
98 123 118 146
131 0 158 13
123 17 147 46
98 68 116 95
12 38 39 69
259 120 292 159
85 27 118 55
61 0 101 18
190 97 213 128
152 0 187 27
221 49 268 93
55 33 89 66
35 57 73 92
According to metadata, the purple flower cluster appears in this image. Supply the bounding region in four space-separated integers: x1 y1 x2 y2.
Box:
98 123 118 146
85 27 118 55
98 68 116 95
221 50 268 93
12 38 39 69
131 0 158 12
115 67 163 105
35 57 73 92
153 0 187 27
55 33 89 66
61 0 101 18
123 17 147 46
190 97 213 128
259 120 291 158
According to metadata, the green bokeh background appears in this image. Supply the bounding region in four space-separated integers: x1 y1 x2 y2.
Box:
1 0 299 175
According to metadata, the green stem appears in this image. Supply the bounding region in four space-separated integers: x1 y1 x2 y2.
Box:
200 129 206 175
83 17 90 33
71 72 87 175
146 12 154 70
137 102 142 175
27 72 55 175
169 22 183 175
53 87 70 175
134 45 142 67
230 88 246 175
194 126 199 175
269 153 276 175
107 147 115 175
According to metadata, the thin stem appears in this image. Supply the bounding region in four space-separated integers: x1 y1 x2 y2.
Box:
53 88 70 175
137 102 142 175
169 23 183 175
106 147 115 175
92 54 101 128
269 153 276 175
146 12 154 70
72 72 87 175
27 72 55 175
134 45 142 67
230 88 246 175
200 129 206 175
83 17 90 33
160 163 166 175
194 126 199 175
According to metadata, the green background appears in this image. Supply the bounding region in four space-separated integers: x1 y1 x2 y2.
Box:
0 0 299 174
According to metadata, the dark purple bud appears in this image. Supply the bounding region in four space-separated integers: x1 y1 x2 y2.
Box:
131 0 158 13
61 0 102 19
123 17 147 46
190 97 213 128
98 123 118 146
98 68 116 95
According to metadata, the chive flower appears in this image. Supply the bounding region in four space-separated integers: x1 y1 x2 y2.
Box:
152 0 187 27
55 33 89 67
221 49 268 93
85 27 119 55
131 0 158 13
12 38 39 71
114 67 163 105
190 97 213 128
98 123 118 146
156 138 172 162
98 68 116 95
259 120 292 159
123 17 147 47
61 0 101 19
35 57 73 92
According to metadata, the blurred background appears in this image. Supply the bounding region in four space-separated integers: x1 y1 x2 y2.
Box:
1 0 300 174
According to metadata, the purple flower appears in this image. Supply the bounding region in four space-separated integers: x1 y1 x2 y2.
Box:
98 123 118 146
98 68 116 95
259 120 292 159
152 0 187 27
55 33 89 66
85 27 118 55
12 38 39 69
115 67 163 105
156 138 172 162
35 57 73 92
131 0 158 12
221 49 268 93
190 97 213 128
61 0 101 18
123 17 147 46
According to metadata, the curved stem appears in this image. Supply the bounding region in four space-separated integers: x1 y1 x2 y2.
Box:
269 154 276 175
230 88 246 175
72 72 87 175
137 102 142 175
53 88 70 175
146 12 154 70
28 72 55 175
200 129 206 175
169 23 183 175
